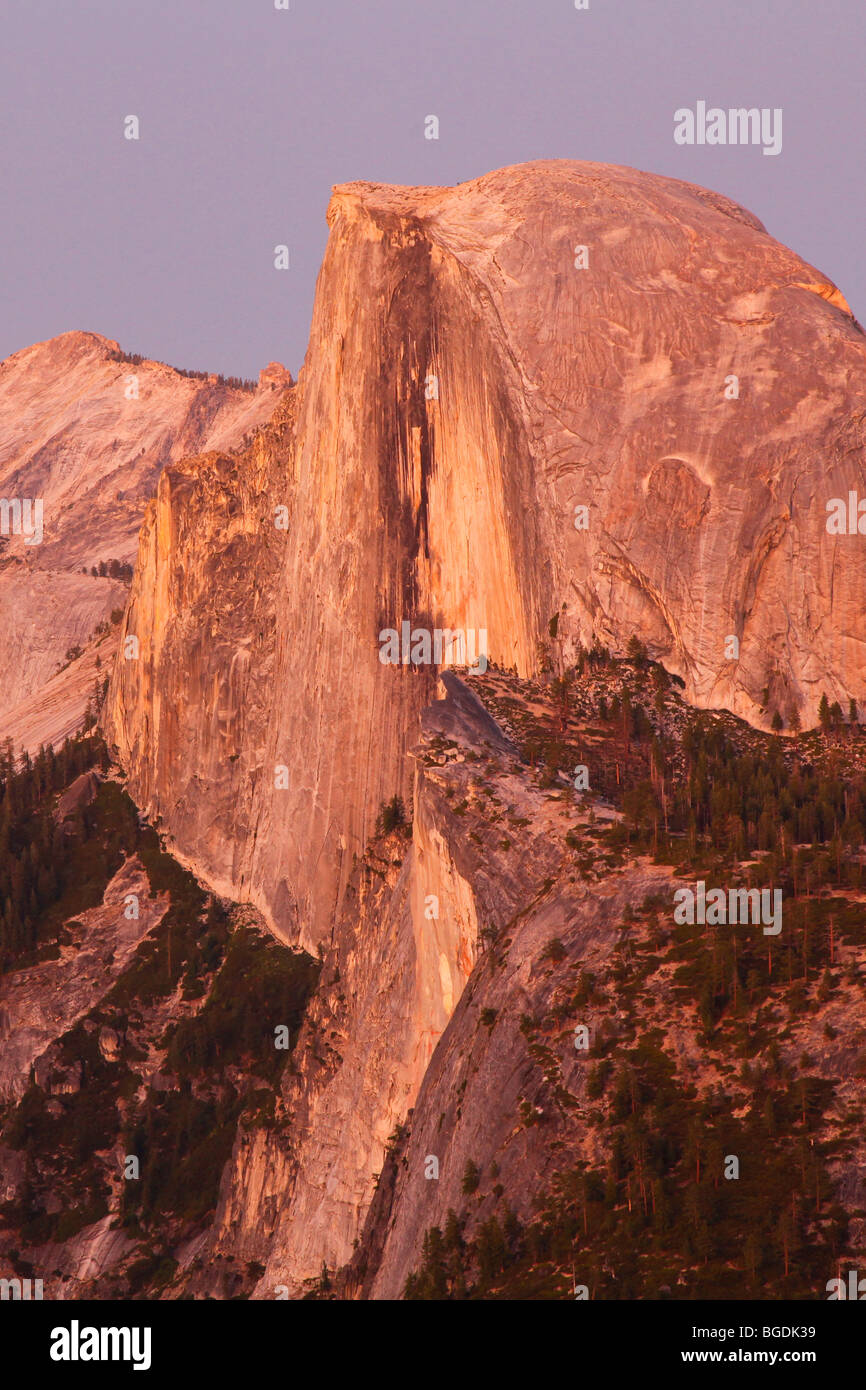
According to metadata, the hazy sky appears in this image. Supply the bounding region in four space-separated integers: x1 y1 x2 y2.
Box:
1 0 863 379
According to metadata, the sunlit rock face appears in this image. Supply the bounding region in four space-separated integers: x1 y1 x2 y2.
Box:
193 673 532 1298
106 395 298 911
8 159 861 1299
321 160 866 732
108 159 866 955
0 330 286 746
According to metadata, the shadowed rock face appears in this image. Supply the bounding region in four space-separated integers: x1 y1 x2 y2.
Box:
0 330 288 746
0 856 168 1102
108 159 866 953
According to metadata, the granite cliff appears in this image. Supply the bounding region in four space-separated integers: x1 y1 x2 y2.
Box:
2 160 865 1301
108 159 866 950
0 331 288 749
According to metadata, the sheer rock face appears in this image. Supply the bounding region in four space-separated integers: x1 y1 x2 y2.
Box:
98 161 866 1290
108 159 866 954
0 331 285 744
192 673 552 1297
106 394 299 908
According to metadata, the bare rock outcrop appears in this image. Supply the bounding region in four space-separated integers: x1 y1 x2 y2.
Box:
0 330 285 747
0 856 168 1101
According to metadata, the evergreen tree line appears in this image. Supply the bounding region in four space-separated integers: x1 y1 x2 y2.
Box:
0 734 109 968
617 714 866 893
82 559 134 581
404 1039 842 1300
105 347 257 392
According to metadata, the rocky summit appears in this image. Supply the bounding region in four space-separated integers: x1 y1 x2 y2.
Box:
0 161 865 1303
0 331 288 751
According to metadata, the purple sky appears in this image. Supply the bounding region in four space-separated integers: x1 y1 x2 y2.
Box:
1 0 863 379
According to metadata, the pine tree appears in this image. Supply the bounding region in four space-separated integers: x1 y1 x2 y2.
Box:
461 1159 480 1196
818 693 831 732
